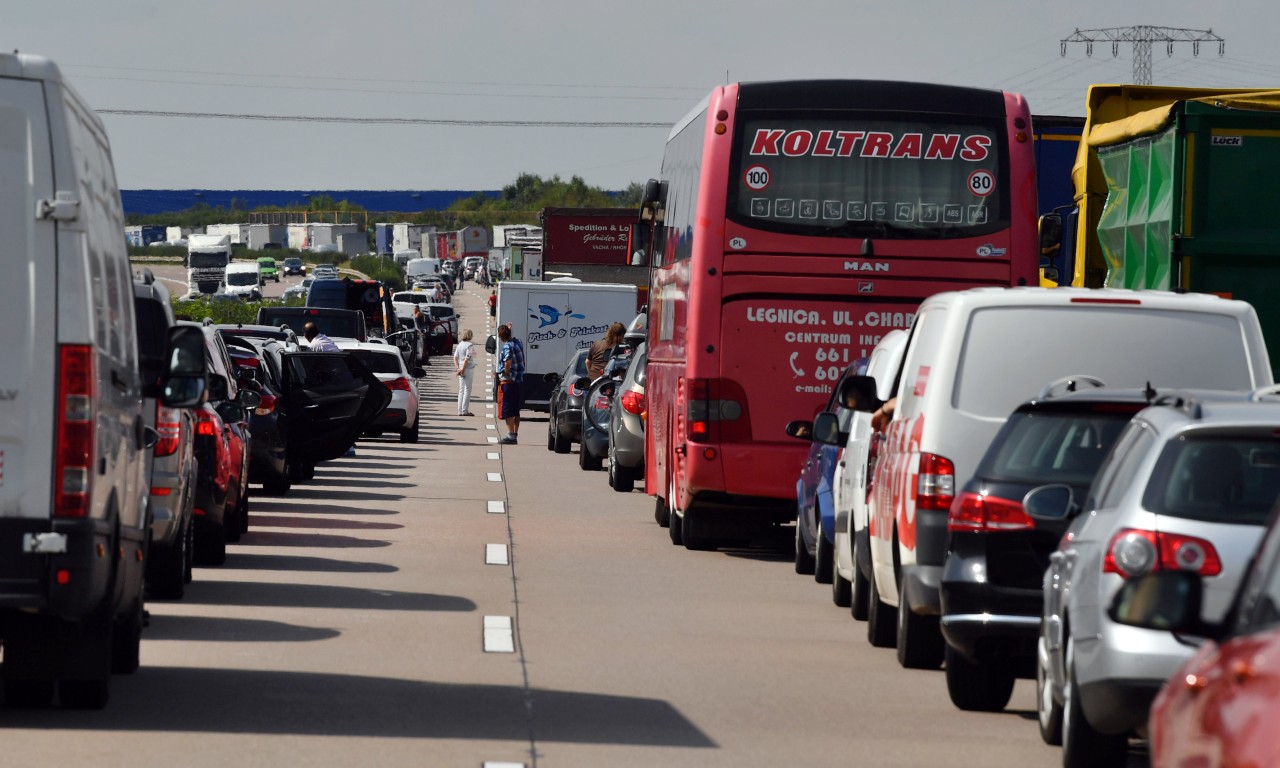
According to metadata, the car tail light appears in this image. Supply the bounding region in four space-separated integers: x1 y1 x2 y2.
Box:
254 393 277 416
196 419 218 437
915 453 955 512
1103 528 1223 578
232 354 260 369
865 433 882 501
686 378 749 443
621 390 646 415
54 345 94 518
154 403 182 457
948 491 1034 532
385 377 412 392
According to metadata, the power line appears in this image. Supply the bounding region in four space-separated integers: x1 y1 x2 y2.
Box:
1060 26 1225 85
97 109 672 128
66 63 706 93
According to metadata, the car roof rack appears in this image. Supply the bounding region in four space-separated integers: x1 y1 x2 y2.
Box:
1248 384 1280 402
1036 375 1106 400
1150 391 1203 419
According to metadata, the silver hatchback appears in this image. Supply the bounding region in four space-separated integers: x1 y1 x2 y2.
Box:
606 342 647 493
1028 389 1280 767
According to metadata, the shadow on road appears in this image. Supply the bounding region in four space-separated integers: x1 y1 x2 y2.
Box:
248 500 400 517
303 477 418 490
282 488 405 503
179 580 475 612
318 461 415 472
234 531 393 548
216 552 398 574
0 667 713 748
144 615 341 643
248 514 404 531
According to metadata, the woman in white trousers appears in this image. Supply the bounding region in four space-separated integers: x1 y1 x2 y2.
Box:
454 329 476 416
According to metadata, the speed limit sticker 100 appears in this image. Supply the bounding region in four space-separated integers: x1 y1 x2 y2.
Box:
744 165 771 191
967 169 995 197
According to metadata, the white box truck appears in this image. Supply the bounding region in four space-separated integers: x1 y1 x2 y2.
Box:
186 234 232 295
494 280 638 411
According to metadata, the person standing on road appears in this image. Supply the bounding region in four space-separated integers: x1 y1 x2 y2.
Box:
497 324 524 444
302 321 340 352
454 329 477 416
585 322 627 380
488 289 497 318
412 305 430 366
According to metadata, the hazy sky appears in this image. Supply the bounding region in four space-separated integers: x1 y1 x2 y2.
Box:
9 0 1280 190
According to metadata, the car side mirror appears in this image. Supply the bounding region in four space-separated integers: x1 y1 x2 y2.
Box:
1107 571 1216 638
573 376 593 391
544 372 562 385
837 376 884 413
1041 266 1061 285
811 412 847 446
1022 485 1076 521
159 326 209 408
236 388 262 409
785 419 814 441
142 425 160 450
411 367 426 379
1038 212 1063 256
207 373 230 402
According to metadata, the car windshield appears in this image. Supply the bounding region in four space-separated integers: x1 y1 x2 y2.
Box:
258 259 275 268
1141 432 1280 525
227 272 258 286
284 258 302 266
981 407 1140 486
346 349 404 375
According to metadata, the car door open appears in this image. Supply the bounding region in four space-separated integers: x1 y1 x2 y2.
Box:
279 352 393 463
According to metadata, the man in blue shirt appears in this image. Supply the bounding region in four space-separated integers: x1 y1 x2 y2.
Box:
497 324 524 444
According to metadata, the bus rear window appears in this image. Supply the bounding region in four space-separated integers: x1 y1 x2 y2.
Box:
729 115 1007 239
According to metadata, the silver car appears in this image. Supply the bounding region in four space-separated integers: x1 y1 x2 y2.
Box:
606 342 647 493
1028 389 1280 767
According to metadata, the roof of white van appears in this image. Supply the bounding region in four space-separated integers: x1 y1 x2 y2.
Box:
0 53 64 83
921 286 1253 314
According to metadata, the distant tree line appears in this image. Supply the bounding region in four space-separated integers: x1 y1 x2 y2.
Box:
125 174 642 229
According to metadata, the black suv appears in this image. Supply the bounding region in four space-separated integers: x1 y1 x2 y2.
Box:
939 381 1153 712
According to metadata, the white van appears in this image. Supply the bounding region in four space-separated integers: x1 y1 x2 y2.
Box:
0 53 206 708
224 260 263 299
405 257 441 288
843 287 1273 669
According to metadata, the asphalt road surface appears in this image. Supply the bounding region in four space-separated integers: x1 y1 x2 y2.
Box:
0 280 1148 767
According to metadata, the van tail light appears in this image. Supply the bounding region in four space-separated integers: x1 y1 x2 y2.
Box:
196 418 218 437
621 390 647 415
948 491 1034 532
865 433 882 501
1103 528 1223 578
54 345 95 518
253 394 276 417
385 377 412 392
686 378 749 443
915 453 955 512
154 404 182 457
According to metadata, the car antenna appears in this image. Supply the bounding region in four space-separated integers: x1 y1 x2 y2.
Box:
1144 381 1156 403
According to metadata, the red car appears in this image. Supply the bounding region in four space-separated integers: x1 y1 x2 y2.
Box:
1109 508 1280 768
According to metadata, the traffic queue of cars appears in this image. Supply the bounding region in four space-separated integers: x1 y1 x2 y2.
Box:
777 286 1280 767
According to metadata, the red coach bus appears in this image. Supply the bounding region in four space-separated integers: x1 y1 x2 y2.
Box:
636 80 1038 550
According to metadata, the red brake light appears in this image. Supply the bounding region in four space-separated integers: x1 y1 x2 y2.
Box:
385 377 412 392
621 390 646 415
54 345 95 518
154 403 182 457
916 453 955 512
1069 297 1141 305
196 420 217 437
948 491 1034 532
1103 528 1222 577
685 378 748 443
254 393 278 416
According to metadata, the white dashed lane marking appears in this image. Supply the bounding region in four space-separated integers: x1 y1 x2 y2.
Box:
487 452 500 460
483 615 515 653
487 436 499 444
486 472 503 482
485 543 509 565
487 500 505 514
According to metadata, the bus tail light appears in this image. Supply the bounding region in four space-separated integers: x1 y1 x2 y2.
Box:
948 491 1034 532
1103 528 1222 578
154 404 182 457
915 453 955 512
686 378 749 443
54 345 95 518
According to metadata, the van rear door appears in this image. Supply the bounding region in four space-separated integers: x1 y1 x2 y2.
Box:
0 74 56 521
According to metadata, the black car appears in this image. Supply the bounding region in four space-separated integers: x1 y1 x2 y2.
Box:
939 384 1152 712
578 348 634 471
282 257 306 276
222 337 293 495
255 306 367 343
544 349 590 454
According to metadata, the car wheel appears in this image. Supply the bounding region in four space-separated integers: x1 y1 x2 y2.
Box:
1062 636 1128 768
547 417 556 451
183 514 194 583
655 494 669 527
579 442 602 471
224 497 242 543
400 419 419 443
682 505 716 551
831 561 853 608
896 590 944 669
263 467 291 496
1037 636 1064 745
612 460 636 493
851 532 870 621
239 489 250 534
867 572 896 648
945 643 1015 711
815 529 834 585
794 520 816 575
668 478 683 546
110 598 144 674
194 523 227 566
552 421 571 454
146 521 187 600
4 679 54 709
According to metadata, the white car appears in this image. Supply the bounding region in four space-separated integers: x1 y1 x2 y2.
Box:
335 341 424 442
282 276 314 301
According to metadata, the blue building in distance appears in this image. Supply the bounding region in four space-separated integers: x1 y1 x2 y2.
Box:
121 189 499 216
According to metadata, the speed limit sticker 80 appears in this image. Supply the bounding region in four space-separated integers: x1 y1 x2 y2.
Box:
744 164 771 191
967 169 995 197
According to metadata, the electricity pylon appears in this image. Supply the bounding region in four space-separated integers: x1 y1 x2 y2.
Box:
1061 26 1225 85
